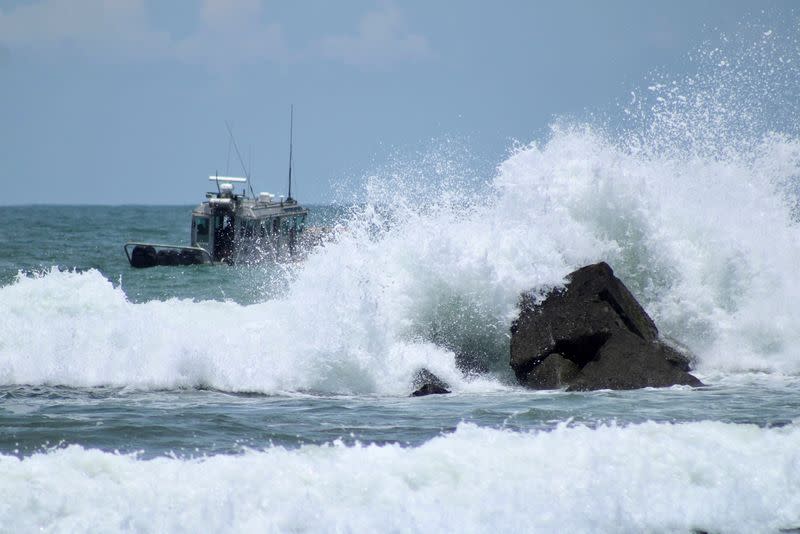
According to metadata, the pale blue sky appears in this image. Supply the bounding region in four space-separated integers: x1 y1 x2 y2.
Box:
0 0 796 204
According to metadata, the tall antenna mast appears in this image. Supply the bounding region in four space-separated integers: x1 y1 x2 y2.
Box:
225 121 256 198
287 105 294 201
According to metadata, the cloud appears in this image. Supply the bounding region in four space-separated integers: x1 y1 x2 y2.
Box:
317 2 432 67
0 0 288 68
0 0 430 70
0 0 173 61
174 0 291 67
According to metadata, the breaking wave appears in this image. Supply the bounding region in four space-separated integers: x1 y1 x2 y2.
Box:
2 22 800 391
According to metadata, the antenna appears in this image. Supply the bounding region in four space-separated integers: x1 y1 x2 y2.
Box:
225 135 232 176
225 121 257 198
287 105 294 201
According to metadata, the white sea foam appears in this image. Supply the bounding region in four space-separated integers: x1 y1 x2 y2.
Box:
1 421 799 533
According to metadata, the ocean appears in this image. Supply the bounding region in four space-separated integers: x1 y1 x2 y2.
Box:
4 30 800 534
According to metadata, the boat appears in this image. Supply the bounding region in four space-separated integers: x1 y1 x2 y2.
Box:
124 178 309 268
125 110 311 268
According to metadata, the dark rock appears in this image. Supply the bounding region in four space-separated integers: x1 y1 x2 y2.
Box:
522 353 580 389
411 383 451 396
510 262 703 391
410 368 451 397
662 342 694 372
411 368 448 389
566 330 702 391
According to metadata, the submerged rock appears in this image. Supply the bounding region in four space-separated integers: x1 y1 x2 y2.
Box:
411 383 451 396
410 368 451 397
510 262 702 391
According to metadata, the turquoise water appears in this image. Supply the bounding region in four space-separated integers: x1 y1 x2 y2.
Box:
2 382 799 460
0 205 341 303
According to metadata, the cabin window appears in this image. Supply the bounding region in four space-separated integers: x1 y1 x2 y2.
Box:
194 216 210 244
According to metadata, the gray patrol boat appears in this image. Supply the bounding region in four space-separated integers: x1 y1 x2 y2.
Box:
125 109 311 268
124 177 309 268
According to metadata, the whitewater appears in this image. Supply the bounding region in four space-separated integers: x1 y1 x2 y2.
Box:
2 23 800 534
3 422 799 533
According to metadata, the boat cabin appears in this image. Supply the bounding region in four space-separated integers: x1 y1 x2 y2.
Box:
190 176 308 263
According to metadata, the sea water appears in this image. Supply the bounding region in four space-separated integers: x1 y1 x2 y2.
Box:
3 26 800 534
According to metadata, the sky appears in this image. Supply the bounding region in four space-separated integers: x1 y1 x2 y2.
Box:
0 0 797 205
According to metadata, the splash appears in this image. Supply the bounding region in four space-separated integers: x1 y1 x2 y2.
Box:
0 267 495 394
2 22 800 390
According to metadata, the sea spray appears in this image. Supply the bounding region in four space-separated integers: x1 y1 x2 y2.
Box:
2 22 800 391
3 127 800 392
0 267 488 394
